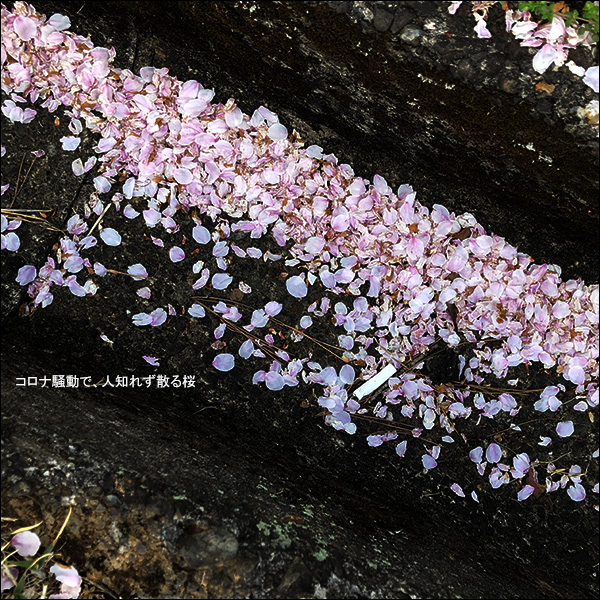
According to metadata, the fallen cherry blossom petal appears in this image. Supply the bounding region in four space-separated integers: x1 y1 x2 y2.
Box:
286 275 307 298
212 273 233 289
127 263 148 280
132 313 152 326
583 65 599 93
450 483 465 497
1 566 18 591
123 205 139 219
173 167 193 184
239 339 255 359
299 315 312 328
136 287 151 299
11 531 41 557
169 246 185 262
517 485 535 501
485 442 502 464
267 123 287 141
71 158 84 176
396 441 407 457
60 136 80 151
193 224 211 244
556 421 574 438
422 454 437 470
49 564 82 590
93 175 111 193
149 308 167 326
213 353 235 372
14 15 37 40
532 43 557 74
265 371 285 391
16 264 37 285
99 228 121 246
567 483 586 502
188 304 206 318
469 446 483 463
264 301 282 316
2 232 20 251
339 364 355 385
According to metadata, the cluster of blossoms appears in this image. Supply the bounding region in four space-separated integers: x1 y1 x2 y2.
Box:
1 2 598 504
448 1 599 119
1 530 81 599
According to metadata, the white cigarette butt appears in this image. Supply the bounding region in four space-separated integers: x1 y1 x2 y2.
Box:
353 364 398 400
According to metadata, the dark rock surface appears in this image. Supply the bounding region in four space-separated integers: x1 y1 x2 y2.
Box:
2 1 598 598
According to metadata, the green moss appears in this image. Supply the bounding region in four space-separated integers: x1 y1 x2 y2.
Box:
314 546 328 562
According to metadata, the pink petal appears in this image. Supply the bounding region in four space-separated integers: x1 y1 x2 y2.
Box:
566 365 585 386
517 485 535 501
181 98 209 117
49 565 81 589
339 364 355 385
267 123 288 141
485 442 502 464
474 16 492 39
212 273 233 289
169 246 185 262
450 483 465 497
173 167 193 184
99 228 121 246
47 13 71 31
16 264 37 285
422 454 437 470
286 275 307 298
583 66 599 93
127 263 148 280
60 136 80 151
331 213 349 232
11 531 41 557
14 16 37 41
265 371 285 390
552 301 570 319
149 308 167 326
556 421 574 437
213 353 235 372
567 483 586 502
93 175 111 193
123 177 136 198
264 301 282 316
239 339 254 359
225 107 243 128
143 208 161 227
71 159 84 176
396 441 407 457
305 236 325 254
193 224 211 244
532 43 557 74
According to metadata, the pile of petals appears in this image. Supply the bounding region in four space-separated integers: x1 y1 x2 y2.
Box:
1 2 598 505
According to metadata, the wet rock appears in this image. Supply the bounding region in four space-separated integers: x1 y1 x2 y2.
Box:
399 25 423 45
373 6 394 32
390 8 414 35
176 528 239 569
456 57 474 80
276 557 313 597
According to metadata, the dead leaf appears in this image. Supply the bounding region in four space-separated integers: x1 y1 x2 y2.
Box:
536 82 555 94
